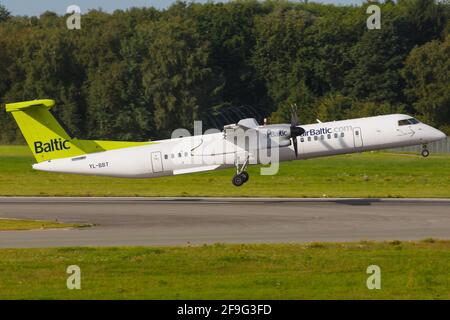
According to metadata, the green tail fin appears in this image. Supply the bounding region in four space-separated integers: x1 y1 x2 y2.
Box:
5 99 154 162
6 99 86 161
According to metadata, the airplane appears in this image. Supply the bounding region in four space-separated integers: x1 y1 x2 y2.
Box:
4 99 447 186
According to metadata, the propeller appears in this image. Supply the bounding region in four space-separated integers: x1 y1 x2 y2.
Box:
290 104 305 157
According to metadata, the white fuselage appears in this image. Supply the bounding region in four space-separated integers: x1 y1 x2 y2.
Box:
32 114 446 178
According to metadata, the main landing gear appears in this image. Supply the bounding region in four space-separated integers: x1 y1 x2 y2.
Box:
232 156 249 187
421 144 430 157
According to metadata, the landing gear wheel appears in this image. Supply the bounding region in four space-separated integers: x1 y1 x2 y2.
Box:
240 171 249 183
232 174 245 187
421 149 430 157
233 155 250 186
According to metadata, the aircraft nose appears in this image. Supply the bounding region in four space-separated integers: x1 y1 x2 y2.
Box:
434 128 447 141
420 125 447 143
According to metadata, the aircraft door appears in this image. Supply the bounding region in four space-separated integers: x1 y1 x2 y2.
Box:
151 152 163 173
353 127 363 148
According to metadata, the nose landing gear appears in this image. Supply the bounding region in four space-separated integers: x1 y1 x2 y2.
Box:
421 145 430 157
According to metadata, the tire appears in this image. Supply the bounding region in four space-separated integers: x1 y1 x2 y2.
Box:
232 174 244 187
421 149 430 157
240 171 249 183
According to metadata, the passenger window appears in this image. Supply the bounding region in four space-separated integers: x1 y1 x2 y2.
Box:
164 154 168 160
334 133 338 138
314 136 318 141
320 135 324 140
171 154 174 159
178 153 182 158
327 134 331 139
184 152 188 157
355 131 359 136
300 138 304 143
308 137 311 142
341 132 344 137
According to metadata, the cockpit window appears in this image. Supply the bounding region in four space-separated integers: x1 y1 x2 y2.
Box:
398 118 420 126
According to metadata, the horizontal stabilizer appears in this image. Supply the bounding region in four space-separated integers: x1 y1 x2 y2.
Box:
5 99 55 112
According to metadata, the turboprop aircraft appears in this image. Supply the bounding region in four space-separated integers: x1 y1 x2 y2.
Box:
5 99 446 186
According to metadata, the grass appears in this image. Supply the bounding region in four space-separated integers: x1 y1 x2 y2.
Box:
0 218 85 231
1 147 447 300
0 145 449 197
0 241 448 299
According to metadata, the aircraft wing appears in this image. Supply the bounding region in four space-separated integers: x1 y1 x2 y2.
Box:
222 118 267 159
223 118 259 131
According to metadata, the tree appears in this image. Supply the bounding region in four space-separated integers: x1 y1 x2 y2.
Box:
192 1 269 112
343 7 414 106
0 4 10 22
0 1 449 143
399 0 449 44
139 15 225 137
316 94 354 121
252 6 318 122
402 37 450 132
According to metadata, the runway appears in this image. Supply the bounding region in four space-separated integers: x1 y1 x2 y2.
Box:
0 197 449 248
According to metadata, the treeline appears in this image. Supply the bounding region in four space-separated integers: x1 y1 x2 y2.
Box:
0 0 448 143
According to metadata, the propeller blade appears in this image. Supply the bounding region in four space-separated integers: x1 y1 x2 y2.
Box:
292 135 298 158
291 126 305 136
290 104 302 158
290 105 298 127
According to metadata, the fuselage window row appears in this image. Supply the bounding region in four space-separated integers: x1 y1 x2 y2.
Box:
300 132 345 143
164 152 191 160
